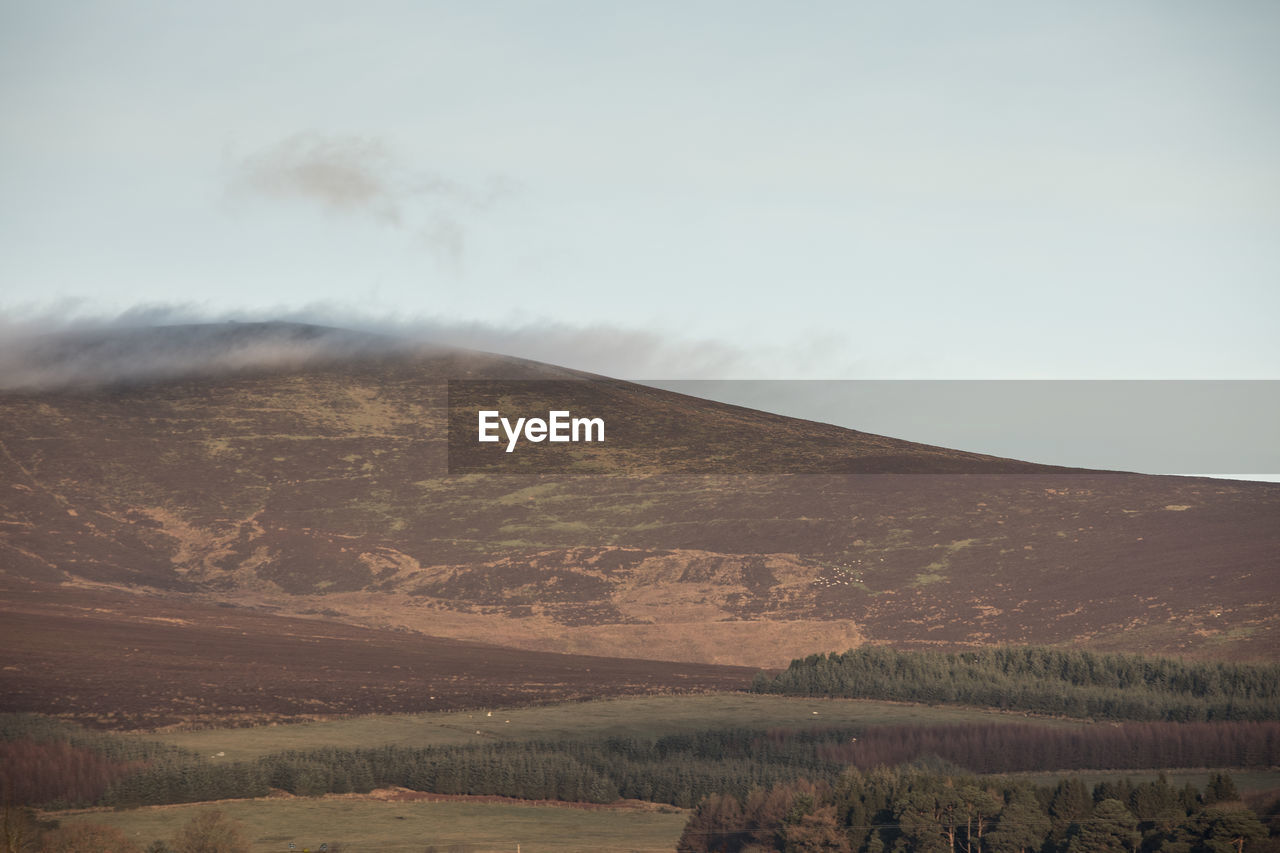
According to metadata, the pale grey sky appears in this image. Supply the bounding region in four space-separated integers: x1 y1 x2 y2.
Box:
2 1 1278 380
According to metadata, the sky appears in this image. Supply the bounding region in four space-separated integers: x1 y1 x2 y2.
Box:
2 1 1277 382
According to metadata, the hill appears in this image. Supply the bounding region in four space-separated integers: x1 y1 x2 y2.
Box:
1 322 1276 725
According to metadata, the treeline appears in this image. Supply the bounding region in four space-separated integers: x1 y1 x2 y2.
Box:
107 723 1280 810
678 769 1275 853
753 645 1280 721
0 739 142 809
821 720 1280 774
7 712 1280 816
0 714 826 809
0 714 204 809
12 720 1280 813
106 735 829 810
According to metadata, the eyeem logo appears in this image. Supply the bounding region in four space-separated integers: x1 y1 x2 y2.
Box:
478 410 605 453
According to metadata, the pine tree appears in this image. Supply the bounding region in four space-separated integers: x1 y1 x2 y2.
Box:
677 794 744 853
1204 773 1240 805
1064 799 1139 853
1180 808 1267 853
1048 778 1091 831
892 785 961 853
985 790 1049 853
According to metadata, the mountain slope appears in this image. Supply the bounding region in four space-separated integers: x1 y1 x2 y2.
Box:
1 323 1277 676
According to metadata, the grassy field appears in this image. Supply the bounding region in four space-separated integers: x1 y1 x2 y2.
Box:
54 796 689 853
50 766 1280 853
160 693 1089 763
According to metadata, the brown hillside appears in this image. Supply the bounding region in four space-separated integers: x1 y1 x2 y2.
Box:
0 580 753 729
1 323 1277 727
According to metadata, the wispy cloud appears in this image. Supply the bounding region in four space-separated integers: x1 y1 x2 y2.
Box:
226 132 517 266
0 305 810 390
233 133 400 220
0 312 407 391
405 316 753 380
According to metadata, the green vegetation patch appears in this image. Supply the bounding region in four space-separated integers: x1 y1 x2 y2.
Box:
911 568 947 586
159 694 1081 764
83 721 1280 812
754 645 1280 721
56 796 688 853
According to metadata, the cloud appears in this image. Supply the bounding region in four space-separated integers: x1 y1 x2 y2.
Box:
233 133 400 221
0 313 409 391
3 309 1274 477
0 304 793 390
227 133 517 266
403 316 753 380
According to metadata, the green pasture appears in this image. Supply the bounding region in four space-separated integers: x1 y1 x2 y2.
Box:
55 796 688 853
